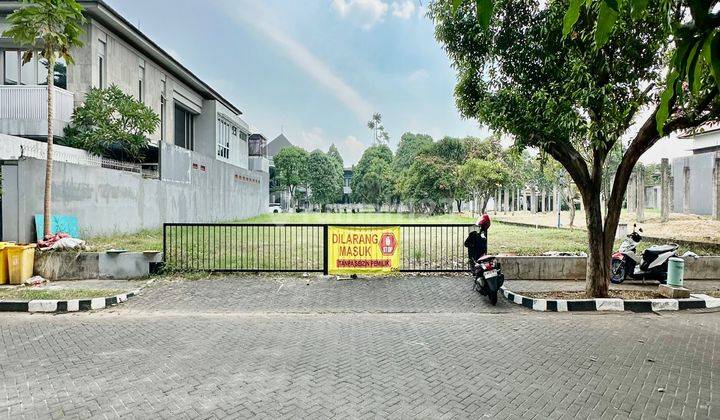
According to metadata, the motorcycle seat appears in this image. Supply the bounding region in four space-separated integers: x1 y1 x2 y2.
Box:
645 244 678 254
477 255 496 263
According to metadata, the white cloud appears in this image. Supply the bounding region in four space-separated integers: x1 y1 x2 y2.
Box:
341 135 367 165
294 129 368 165
391 1 416 19
226 1 373 122
332 0 389 29
408 68 429 83
298 127 331 152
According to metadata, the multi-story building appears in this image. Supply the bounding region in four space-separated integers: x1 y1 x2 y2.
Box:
0 0 269 241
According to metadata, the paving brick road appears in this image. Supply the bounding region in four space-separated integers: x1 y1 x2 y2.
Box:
1 276 719 419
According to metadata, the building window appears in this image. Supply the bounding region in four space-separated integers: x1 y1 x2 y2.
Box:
2 50 67 89
174 104 194 150
3 50 19 85
138 61 145 102
160 78 166 141
216 117 232 159
97 40 106 88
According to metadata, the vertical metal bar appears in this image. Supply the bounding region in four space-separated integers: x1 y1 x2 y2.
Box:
323 225 328 274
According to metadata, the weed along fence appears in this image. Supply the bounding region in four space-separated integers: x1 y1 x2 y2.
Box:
162 223 480 274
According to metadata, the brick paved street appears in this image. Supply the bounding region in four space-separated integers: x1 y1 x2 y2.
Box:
1 276 719 419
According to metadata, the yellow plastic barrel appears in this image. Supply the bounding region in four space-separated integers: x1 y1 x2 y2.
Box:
7 244 37 285
0 242 10 284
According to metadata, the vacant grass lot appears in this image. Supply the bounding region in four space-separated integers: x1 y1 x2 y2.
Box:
88 212 717 270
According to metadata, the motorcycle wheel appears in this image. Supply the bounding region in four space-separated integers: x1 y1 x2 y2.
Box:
489 291 498 306
610 259 626 284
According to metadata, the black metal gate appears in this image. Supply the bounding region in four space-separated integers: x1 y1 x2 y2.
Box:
163 223 479 273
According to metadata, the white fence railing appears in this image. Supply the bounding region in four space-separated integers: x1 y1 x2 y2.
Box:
0 85 74 122
17 140 159 177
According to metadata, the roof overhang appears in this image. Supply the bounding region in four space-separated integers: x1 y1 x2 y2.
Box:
0 0 242 116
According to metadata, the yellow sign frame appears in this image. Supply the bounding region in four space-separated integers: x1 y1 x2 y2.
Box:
327 226 401 275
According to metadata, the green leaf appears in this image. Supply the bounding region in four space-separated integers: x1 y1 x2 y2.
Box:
706 31 720 91
603 0 619 13
595 1 618 47
476 0 494 29
452 0 463 12
657 71 679 135
685 40 701 95
630 0 648 19
563 0 583 37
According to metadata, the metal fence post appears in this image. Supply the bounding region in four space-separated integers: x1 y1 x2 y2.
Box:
323 225 329 275
162 223 167 264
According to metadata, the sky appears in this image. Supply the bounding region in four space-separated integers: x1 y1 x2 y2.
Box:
106 0 485 165
106 0 693 165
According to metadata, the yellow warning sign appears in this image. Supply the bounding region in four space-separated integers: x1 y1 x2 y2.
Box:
327 226 401 275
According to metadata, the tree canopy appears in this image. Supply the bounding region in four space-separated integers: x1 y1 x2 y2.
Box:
432 0 719 297
351 145 394 211
307 150 344 210
274 146 309 208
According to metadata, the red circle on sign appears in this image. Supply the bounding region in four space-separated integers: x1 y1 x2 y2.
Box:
380 233 397 256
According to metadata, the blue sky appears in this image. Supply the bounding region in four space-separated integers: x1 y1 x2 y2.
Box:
106 0 487 165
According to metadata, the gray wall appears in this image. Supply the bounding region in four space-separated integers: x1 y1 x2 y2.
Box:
672 152 718 215
2 147 268 242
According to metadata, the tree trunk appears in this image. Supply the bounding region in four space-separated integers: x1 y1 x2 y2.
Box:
582 191 612 298
480 195 490 214
43 55 56 238
566 187 576 228
456 199 462 213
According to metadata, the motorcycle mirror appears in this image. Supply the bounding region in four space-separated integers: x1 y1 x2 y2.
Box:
633 223 636 229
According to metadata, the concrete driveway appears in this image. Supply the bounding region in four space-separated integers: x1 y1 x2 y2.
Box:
1 275 718 419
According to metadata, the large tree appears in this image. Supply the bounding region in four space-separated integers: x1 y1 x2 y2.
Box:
307 149 343 211
432 0 719 297
459 158 509 214
4 0 86 237
273 146 309 209
351 145 394 211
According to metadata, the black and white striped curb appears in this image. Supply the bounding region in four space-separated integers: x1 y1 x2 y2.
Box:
501 287 720 312
0 290 139 313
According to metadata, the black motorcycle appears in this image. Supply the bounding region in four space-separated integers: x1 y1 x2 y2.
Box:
465 229 505 305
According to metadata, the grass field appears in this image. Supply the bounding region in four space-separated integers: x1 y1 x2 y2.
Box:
0 288 125 301
88 213 717 270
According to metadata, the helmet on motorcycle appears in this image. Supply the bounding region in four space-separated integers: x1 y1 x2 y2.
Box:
476 214 491 231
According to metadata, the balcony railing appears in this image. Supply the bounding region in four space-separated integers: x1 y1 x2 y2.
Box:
0 85 74 137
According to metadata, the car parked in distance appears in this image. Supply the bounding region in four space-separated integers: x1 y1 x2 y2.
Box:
269 204 282 213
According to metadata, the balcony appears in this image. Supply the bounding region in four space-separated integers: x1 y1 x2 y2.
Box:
0 85 74 138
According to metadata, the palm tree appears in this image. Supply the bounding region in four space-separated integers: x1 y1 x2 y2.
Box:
3 0 85 237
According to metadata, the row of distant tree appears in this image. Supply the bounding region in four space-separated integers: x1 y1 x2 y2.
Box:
272 132 573 214
272 144 345 211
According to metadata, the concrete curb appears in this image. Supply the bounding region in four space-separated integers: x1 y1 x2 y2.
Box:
0 290 139 313
500 287 720 312
0 279 154 314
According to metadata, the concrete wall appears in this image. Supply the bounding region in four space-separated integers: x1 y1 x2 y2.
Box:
497 256 720 280
34 251 162 280
2 148 269 242
672 152 718 215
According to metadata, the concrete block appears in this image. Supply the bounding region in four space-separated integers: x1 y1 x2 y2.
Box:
651 299 679 311
90 298 106 310
28 300 58 313
659 284 691 299
67 300 79 312
99 252 162 279
532 299 547 311
595 299 624 311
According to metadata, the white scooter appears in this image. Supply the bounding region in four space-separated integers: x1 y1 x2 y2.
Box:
610 224 697 284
